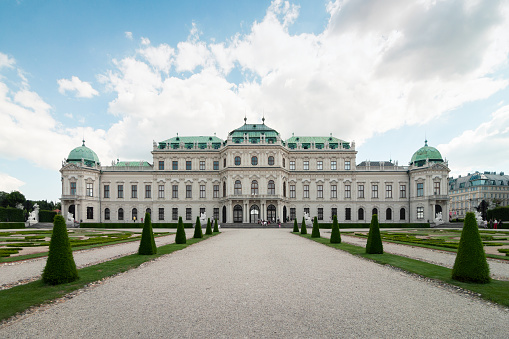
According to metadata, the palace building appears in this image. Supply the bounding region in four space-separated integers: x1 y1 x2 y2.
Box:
60 119 450 225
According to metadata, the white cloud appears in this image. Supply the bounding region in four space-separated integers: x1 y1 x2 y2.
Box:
125 31 133 40
57 76 99 98
141 37 150 45
0 172 25 193
0 52 15 69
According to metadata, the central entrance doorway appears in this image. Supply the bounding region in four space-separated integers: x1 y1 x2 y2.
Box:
233 205 243 223
267 204 276 223
250 205 260 223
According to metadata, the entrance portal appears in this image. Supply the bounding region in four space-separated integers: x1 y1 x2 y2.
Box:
267 204 276 223
250 205 260 223
233 205 243 223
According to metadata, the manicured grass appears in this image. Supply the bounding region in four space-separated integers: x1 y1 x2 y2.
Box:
296 233 509 307
0 233 217 322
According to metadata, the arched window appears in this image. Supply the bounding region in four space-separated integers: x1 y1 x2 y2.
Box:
233 205 243 223
234 180 242 195
132 208 138 221
400 208 406 220
146 208 151 216
372 208 378 217
235 156 241 166
251 156 258 166
268 180 275 195
268 156 274 166
358 208 364 220
223 182 226 197
251 180 259 195
283 182 286 197
386 208 392 220
105 208 110 220
118 208 124 220
267 204 276 222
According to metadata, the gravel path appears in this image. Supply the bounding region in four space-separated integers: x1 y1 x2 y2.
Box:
1 229 507 338
0 229 195 288
337 233 509 280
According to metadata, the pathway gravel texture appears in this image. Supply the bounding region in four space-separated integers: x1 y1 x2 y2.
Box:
1 229 508 338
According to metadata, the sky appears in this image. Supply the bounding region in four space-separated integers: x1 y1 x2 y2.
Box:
1 0 509 202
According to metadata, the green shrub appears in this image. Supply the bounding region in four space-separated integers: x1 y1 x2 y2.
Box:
138 212 157 255
80 222 193 228
311 216 320 238
452 212 491 283
42 215 79 285
330 215 341 244
0 222 25 229
300 217 307 235
39 210 57 222
213 219 220 233
317 222 430 229
175 216 186 244
293 219 299 233
487 206 509 224
0 207 24 222
498 249 509 256
194 216 203 239
205 218 213 235
366 214 383 254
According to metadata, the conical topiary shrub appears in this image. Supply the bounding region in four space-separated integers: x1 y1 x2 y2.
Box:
205 218 213 235
300 217 307 235
366 214 383 254
452 212 491 283
194 216 203 238
293 219 299 233
311 216 320 238
42 215 79 285
213 219 220 233
330 215 341 244
175 216 186 244
139 212 157 255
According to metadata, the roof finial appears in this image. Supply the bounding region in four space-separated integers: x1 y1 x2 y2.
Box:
262 116 265 124
244 114 247 124
425 139 428 146
82 139 85 146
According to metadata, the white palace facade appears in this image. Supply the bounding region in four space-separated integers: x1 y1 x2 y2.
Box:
60 119 450 225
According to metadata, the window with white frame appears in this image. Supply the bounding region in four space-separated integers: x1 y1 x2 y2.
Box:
290 185 296 198
158 185 164 198
160 208 166 221
145 185 151 198
290 161 295 170
434 182 440 195
186 185 192 198
318 208 323 220
417 206 424 219
118 185 123 198
200 185 206 198
331 185 337 198
186 208 192 220
304 185 309 198
213 185 219 198
386 185 392 198
417 183 424 197
200 160 205 170
104 185 110 198
345 185 351 198
268 180 275 195
70 182 76 195
303 161 309 170
251 180 258 195
317 161 323 170
317 185 323 198
358 184 364 198
400 185 406 198
331 160 337 170
86 183 93 197
131 185 137 198
372 185 378 198
345 160 351 170
172 185 178 198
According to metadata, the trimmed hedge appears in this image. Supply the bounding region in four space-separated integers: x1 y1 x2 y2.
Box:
311 216 320 238
0 207 24 222
366 214 383 254
175 216 186 244
330 215 341 244
138 212 157 255
39 210 57 223
317 222 430 229
80 222 193 228
487 207 509 226
0 222 25 229
300 217 307 235
193 216 203 239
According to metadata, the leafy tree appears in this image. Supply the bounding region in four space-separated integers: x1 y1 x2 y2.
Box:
205 218 213 235
6 191 25 208
452 212 491 283
477 200 489 221
311 216 320 238
293 219 299 233
300 217 307 235
138 212 157 255
175 216 187 244
213 218 220 233
193 216 203 238
42 215 79 285
366 214 383 254
0 191 7 208
330 215 341 244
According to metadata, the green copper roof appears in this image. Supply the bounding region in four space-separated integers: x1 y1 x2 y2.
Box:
228 119 280 144
286 136 350 149
410 140 443 166
67 141 100 166
158 135 224 150
114 161 151 167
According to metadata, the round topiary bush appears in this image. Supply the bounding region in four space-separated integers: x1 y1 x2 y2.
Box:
452 212 491 284
293 219 299 233
175 216 187 244
300 217 307 235
311 216 320 238
194 216 203 239
42 215 79 285
366 214 383 254
213 219 220 233
205 218 213 235
139 212 157 255
330 215 341 244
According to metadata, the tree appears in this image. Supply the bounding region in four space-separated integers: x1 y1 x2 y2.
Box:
330 215 341 244
138 212 157 255
477 200 489 221
175 216 187 244
452 212 491 283
194 216 203 238
6 191 25 208
42 215 79 285
300 217 307 235
293 219 299 233
205 218 213 235
366 214 383 254
311 216 320 238
213 218 220 233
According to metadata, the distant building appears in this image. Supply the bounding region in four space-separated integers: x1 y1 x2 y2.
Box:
449 171 509 219
60 119 450 225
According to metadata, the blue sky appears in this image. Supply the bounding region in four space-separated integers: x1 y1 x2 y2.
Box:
1 0 509 202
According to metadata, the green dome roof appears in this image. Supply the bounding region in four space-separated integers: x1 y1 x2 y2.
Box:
67 140 100 166
410 140 443 166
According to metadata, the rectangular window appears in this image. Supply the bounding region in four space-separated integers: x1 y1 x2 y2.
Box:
318 208 323 220
158 185 164 198
158 161 164 170
186 161 192 170
331 185 337 198
213 161 219 170
213 208 219 220
386 185 392 198
290 185 296 198
172 161 178 170
172 208 178 221
87 207 93 219
331 208 337 218
145 185 151 198
417 183 424 197
303 161 309 170
172 185 178 199
304 207 310 215
304 185 309 198
345 185 351 198
104 185 110 198
317 161 323 170
118 185 124 198
417 206 424 219
372 185 378 198
86 183 93 197
131 185 137 198
434 182 440 195
213 185 219 198
200 160 205 170
331 161 337 170
160 208 165 221
290 208 296 220
200 207 205 216
290 161 295 170
345 161 351 170
317 185 323 198
70 182 76 195
186 208 192 220
186 185 192 198
200 185 206 198
345 208 351 220
358 184 364 198
400 185 406 198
